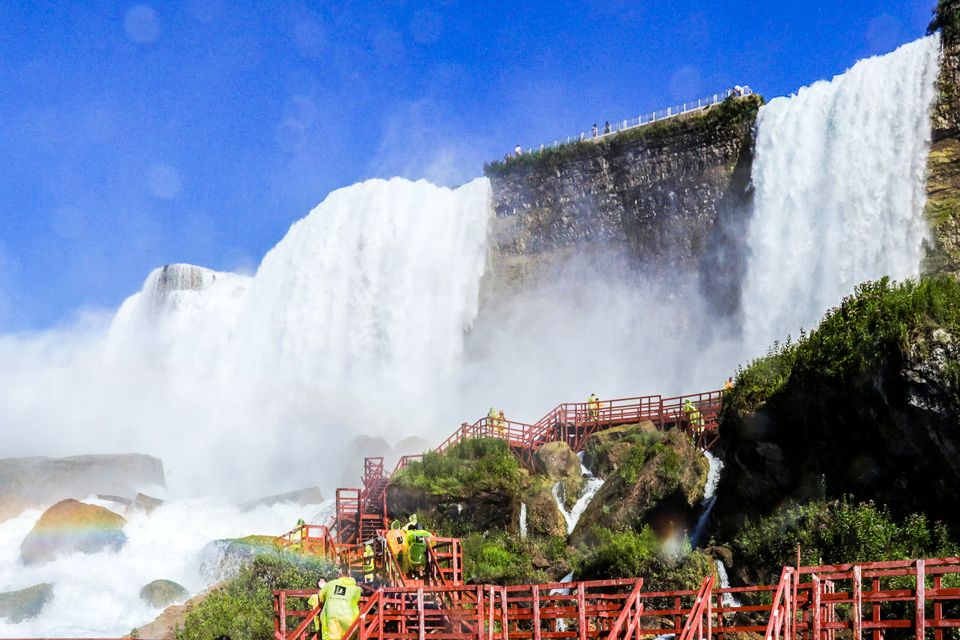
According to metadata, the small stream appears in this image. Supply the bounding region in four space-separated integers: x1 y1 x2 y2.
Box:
690 451 723 548
552 454 605 535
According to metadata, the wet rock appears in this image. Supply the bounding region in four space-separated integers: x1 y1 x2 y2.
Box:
20 499 126 565
127 493 164 516
0 583 53 623
140 579 189 608
523 480 566 538
572 429 708 545
198 535 278 582
0 453 164 523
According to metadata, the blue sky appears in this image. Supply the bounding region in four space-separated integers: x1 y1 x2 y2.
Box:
0 0 937 331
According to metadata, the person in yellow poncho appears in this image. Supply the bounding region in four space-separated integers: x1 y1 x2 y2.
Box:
309 570 362 640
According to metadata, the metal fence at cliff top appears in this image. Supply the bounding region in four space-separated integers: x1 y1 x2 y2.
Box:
512 85 754 157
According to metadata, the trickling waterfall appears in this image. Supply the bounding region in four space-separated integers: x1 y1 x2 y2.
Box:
691 452 723 547
553 461 605 536
715 560 742 608
741 35 941 353
519 502 528 540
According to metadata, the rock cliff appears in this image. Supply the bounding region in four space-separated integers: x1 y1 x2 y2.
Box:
483 95 761 315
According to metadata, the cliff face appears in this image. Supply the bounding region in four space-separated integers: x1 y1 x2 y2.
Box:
926 3 960 276
483 96 761 314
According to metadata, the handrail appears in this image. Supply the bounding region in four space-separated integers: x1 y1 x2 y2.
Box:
605 579 646 640
678 575 714 640
502 87 754 158
764 566 796 640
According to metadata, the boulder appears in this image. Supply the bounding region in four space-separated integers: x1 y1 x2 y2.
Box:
571 429 709 546
131 591 210 640
198 535 279 582
0 453 164 523
20 499 126 565
0 583 53 623
582 421 658 478
533 442 584 509
523 481 566 538
127 493 164 516
140 579 189 608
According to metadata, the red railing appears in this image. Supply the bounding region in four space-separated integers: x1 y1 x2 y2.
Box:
678 576 714 640
276 523 340 560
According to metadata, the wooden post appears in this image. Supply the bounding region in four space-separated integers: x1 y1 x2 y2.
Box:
872 578 881 640
853 566 863 640
916 560 926 640
934 575 943 640
533 586 542 640
501 587 510 640
279 591 287 640
813 575 821 640
418 588 426 640
578 584 588 640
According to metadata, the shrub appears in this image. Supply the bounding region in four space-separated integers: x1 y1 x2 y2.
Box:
733 498 957 575
392 437 525 496
177 554 337 640
462 532 549 585
576 527 714 590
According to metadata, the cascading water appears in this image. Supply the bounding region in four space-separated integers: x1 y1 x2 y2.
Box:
741 35 941 353
519 503 528 540
553 454 605 535
715 560 742 608
690 451 723 548
0 498 327 637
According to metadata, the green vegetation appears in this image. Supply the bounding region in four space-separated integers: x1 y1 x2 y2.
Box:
483 94 763 178
733 498 957 576
576 527 714 590
930 0 960 46
177 554 336 640
392 437 525 496
462 532 557 585
723 276 960 418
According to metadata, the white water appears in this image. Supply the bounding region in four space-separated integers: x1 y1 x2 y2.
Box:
519 503 528 540
0 498 330 637
690 452 724 548
715 560 742 608
742 35 941 352
553 458 605 536
0 32 948 638
3 177 492 500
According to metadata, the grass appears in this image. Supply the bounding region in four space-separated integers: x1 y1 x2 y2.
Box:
391 437 525 496
723 276 960 419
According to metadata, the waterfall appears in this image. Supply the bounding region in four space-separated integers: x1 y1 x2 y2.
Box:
741 35 941 353
691 452 723 548
519 502 528 540
553 459 605 535
715 560 742 608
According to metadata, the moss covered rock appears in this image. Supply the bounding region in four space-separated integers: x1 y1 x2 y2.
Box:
523 479 566 538
0 583 53 623
198 535 281 582
20 499 126 565
582 421 658 478
387 438 526 536
140 579 189 608
572 429 708 546
533 441 584 508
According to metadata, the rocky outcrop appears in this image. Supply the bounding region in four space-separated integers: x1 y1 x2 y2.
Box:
20 499 126 564
0 583 53 623
571 429 708 545
582 421 658 478
523 480 567 538
197 535 279 582
0 453 164 523
533 442 584 508
387 482 517 536
483 96 761 315
925 2 960 276
140 579 189 608
132 591 210 640
714 321 960 536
